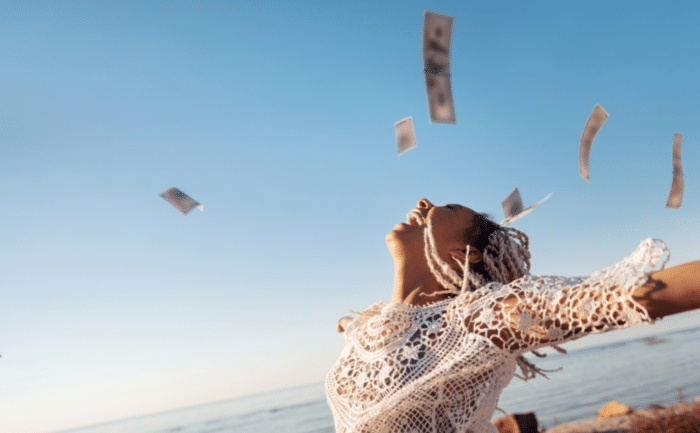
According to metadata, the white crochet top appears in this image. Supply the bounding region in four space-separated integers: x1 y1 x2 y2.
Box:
326 238 669 433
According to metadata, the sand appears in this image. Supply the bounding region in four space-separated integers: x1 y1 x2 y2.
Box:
543 402 698 433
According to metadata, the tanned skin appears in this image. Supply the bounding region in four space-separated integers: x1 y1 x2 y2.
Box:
337 198 700 333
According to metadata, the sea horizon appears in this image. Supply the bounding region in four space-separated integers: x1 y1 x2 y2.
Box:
51 321 700 433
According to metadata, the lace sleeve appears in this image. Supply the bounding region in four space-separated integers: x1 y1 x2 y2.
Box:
464 238 670 354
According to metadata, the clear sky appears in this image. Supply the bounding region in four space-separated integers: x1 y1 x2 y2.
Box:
2 1 699 432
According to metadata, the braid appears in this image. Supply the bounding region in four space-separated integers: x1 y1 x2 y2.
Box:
423 219 463 297
422 213 531 294
421 208 561 382
481 226 531 285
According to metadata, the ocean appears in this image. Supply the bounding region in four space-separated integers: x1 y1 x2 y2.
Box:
56 325 700 433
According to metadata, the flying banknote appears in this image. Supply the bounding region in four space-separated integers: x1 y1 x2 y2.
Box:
579 104 609 182
500 188 553 225
160 187 203 215
666 133 684 209
395 116 417 156
423 11 456 124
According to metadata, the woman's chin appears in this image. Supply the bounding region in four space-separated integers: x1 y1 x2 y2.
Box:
385 228 402 245
387 224 412 241
386 224 422 247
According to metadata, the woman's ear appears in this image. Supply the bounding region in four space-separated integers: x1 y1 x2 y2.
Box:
449 247 483 264
468 248 483 263
449 248 466 264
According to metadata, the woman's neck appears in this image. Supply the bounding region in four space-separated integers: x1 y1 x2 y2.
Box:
390 258 449 306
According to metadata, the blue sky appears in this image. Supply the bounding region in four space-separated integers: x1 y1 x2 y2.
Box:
2 1 700 432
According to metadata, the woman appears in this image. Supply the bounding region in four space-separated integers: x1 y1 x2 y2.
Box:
325 199 700 433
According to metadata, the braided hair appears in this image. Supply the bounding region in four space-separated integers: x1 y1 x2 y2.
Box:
423 211 564 382
423 212 531 295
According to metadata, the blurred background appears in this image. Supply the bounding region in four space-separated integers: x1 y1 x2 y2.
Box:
1 1 699 432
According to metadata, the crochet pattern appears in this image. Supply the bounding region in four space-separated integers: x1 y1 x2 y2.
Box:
326 238 669 433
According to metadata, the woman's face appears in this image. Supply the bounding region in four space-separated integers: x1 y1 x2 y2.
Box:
386 198 481 266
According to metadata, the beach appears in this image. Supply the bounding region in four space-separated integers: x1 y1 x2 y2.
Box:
53 323 700 433
540 398 700 433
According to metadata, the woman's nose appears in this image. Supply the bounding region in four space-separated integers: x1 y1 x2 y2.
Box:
417 198 433 209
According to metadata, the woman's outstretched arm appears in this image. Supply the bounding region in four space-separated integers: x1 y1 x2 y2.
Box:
472 260 700 352
632 260 700 319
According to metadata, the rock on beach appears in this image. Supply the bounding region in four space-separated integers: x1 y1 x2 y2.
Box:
597 400 633 419
492 412 539 433
494 399 700 433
